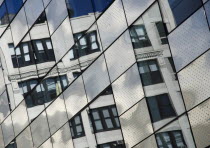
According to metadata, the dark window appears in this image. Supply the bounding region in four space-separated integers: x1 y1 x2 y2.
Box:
6 140 17 148
156 22 168 44
90 106 120 133
98 141 125 148
69 114 85 139
18 75 68 108
9 38 55 68
70 31 100 60
129 25 151 49
101 86 113 96
168 57 178 80
147 94 176 123
156 130 186 148
35 12 46 24
72 71 82 78
138 60 163 86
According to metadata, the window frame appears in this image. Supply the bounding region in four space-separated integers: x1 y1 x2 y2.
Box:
155 21 168 45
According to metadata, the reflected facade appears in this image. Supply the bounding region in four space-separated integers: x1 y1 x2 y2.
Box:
0 0 209 148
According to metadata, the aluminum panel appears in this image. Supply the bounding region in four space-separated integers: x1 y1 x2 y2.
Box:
46 96 68 134
16 127 33 148
63 76 87 119
30 111 50 147
11 101 29 136
97 0 127 49
10 7 28 46
178 49 210 110
188 99 210 148
112 64 144 115
0 90 10 123
51 123 74 148
168 7 210 71
120 99 153 147
83 54 110 101
104 30 136 82
133 135 157 148
24 0 45 28
122 0 155 25
1 115 14 146
45 0 68 34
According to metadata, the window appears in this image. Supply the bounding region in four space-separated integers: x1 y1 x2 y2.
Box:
18 75 68 108
168 57 177 80
138 60 163 86
156 22 168 45
69 114 85 139
90 106 120 133
98 141 125 148
70 31 100 60
9 38 55 68
6 140 17 148
35 12 46 24
147 94 176 123
156 130 186 148
129 25 151 49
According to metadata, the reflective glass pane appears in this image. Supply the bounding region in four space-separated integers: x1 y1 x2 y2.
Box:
16 127 33 148
1 115 14 146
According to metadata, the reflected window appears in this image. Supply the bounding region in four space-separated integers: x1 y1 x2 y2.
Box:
101 86 113 96
138 60 163 86
71 31 100 60
147 94 176 123
155 22 168 44
98 141 125 148
6 140 17 148
129 25 151 49
167 0 202 25
0 2 9 25
18 75 68 108
69 114 85 139
156 130 186 148
90 106 120 133
35 12 46 24
9 38 55 68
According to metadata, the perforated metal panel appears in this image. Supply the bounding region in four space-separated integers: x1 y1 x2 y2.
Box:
1 115 14 146
112 64 144 115
120 99 153 147
30 111 50 147
178 49 210 110
133 135 157 148
122 0 155 25
51 123 74 148
104 30 136 82
11 101 29 136
46 96 68 135
45 0 68 34
168 7 210 71
16 127 33 148
82 54 110 101
188 99 210 148
63 76 88 119
97 0 127 49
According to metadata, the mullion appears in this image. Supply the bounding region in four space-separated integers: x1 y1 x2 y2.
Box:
108 107 117 128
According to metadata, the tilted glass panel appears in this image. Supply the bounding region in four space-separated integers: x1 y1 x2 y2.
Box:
205 0 210 27
92 0 113 18
1 115 14 146
39 138 53 148
133 135 157 148
0 90 10 123
0 125 4 148
112 64 144 115
16 127 33 148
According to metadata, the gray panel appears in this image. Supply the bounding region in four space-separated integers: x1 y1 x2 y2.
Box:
0 90 10 123
11 101 29 136
133 135 157 148
104 30 136 82
112 64 144 115
120 99 153 147
97 0 127 49
63 76 87 119
24 0 45 28
46 96 68 134
30 111 50 147
168 7 210 71
39 138 53 148
83 54 110 101
51 123 74 148
122 0 155 25
45 0 68 34
205 0 210 27
1 115 14 146
16 127 33 148
188 99 210 148
51 17 74 62
10 7 28 46
178 49 210 110
0 125 4 148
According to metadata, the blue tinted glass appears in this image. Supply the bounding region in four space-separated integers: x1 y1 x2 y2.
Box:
92 0 113 12
6 0 23 21
205 1 210 27
0 2 8 25
168 0 202 25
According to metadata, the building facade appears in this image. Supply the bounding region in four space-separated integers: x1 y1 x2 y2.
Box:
0 0 209 147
